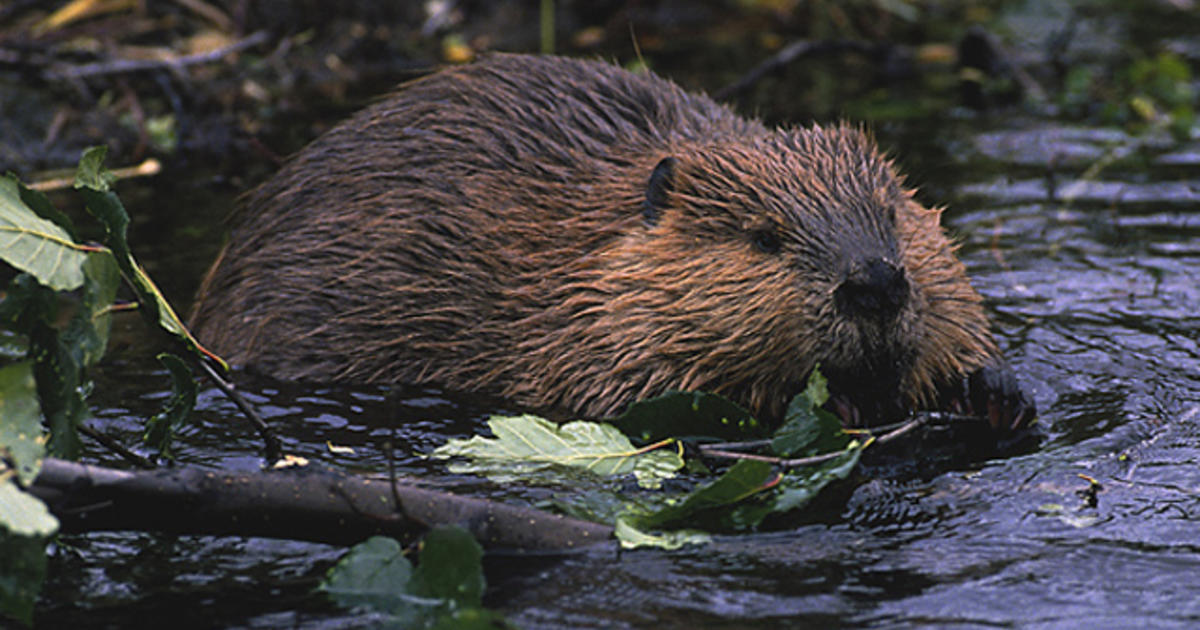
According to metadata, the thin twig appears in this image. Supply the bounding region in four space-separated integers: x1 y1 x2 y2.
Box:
197 359 282 464
29 158 161 192
699 448 788 464
78 424 156 469
45 30 269 81
700 413 936 468
701 438 772 451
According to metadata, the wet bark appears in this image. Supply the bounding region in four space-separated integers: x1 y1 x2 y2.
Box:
30 458 613 551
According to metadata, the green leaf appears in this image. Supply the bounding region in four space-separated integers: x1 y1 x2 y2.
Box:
801 366 831 407
633 459 778 531
0 175 89 291
0 274 55 332
64 252 121 368
322 528 507 628
729 446 863 529
0 275 89 460
142 353 198 459
433 414 683 486
321 536 419 615
74 146 118 191
0 362 45 486
0 482 58 538
0 530 49 627
15 178 76 241
73 147 226 371
770 448 861 513
410 526 485 609
29 321 87 459
770 368 849 457
614 517 711 550
611 390 764 443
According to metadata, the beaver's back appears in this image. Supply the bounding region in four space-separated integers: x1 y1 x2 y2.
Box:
190 54 764 386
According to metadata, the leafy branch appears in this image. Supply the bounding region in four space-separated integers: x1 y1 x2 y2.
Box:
0 148 282 625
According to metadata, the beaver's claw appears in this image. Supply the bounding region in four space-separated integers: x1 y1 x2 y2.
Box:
962 362 1036 432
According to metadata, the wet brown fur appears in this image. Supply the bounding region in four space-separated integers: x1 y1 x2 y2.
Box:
190 54 999 422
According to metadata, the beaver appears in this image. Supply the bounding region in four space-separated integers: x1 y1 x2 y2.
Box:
190 53 1034 431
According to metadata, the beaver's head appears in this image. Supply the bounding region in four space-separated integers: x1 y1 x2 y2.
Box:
510 124 998 426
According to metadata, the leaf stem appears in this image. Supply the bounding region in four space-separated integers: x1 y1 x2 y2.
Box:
632 438 676 456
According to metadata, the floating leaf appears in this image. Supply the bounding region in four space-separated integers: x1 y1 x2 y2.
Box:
0 362 45 486
142 353 198 459
611 390 764 444
433 414 683 486
410 526 485 609
321 536 416 615
614 517 710 550
321 528 509 628
0 175 89 291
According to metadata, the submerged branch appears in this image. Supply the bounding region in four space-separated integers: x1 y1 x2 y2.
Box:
31 458 613 551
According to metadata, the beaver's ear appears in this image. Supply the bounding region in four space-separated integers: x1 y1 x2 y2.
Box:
643 157 677 226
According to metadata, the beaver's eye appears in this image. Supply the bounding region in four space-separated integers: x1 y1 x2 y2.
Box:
751 229 781 254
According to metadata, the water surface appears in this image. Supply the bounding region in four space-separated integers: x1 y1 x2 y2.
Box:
34 9 1200 630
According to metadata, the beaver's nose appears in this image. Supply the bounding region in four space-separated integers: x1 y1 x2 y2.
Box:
834 257 909 320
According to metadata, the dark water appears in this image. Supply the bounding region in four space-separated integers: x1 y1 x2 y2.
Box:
36 13 1200 630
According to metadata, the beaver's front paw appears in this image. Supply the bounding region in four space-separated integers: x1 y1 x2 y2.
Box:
961 362 1036 432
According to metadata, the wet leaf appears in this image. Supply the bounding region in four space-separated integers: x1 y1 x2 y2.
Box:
770 448 860 512
614 517 710 550
433 414 683 487
770 369 850 457
321 527 509 628
30 317 87 460
410 526 485 609
632 459 779 531
73 146 226 370
734 447 862 529
0 483 58 538
15 179 76 241
0 175 89 291
63 252 120 368
0 530 49 627
611 390 764 443
0 362 44 486
142 353 197 459
321 536 416 615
